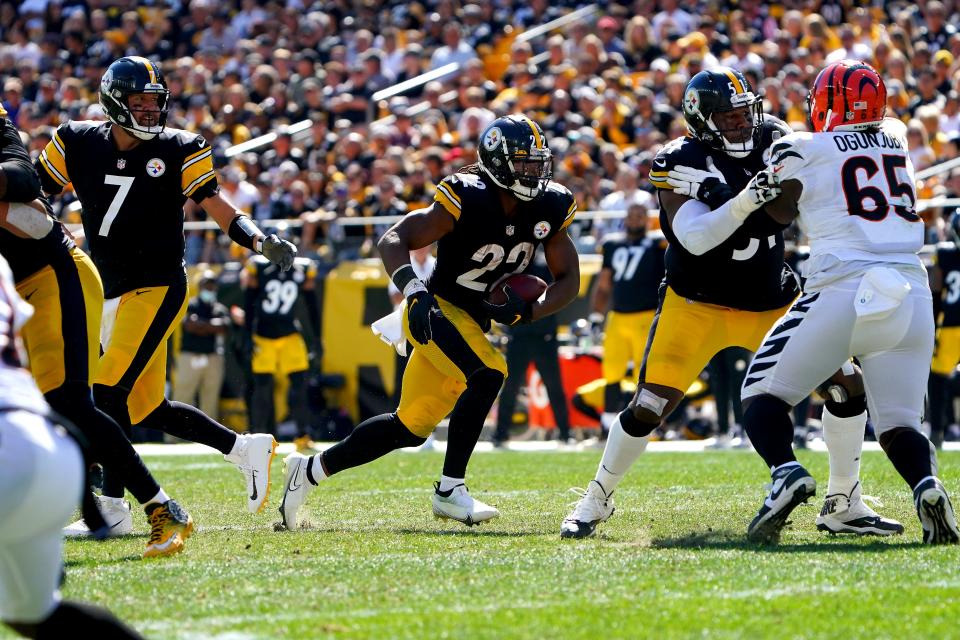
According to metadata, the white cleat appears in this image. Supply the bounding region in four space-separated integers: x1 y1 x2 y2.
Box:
64 495 133 537
225 433 278 513
816 482 903 536
560 480 615 539
914 476 960 545
432 483 500 526
278 452 316 530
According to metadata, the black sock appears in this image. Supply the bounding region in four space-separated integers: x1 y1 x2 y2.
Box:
321 413 425 476
928 373 948 444
91 384 133 499
31 600 145 639
138 400 238 455
742 395 796 469
879 427 936 489
442 369 503 479
618 407 658 438
249 373 275 434
46 384 161 504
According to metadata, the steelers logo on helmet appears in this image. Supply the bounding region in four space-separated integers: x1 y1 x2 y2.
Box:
534 220 551 239
477 115 553 201
681 67 764 159
683 88 700 116
146 158 166 177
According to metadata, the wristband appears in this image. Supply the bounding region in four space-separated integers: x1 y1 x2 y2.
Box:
391 264 417 291
403 279 428 298
227 214 264 251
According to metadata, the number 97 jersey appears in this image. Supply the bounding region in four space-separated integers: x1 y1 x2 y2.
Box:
768 117 924 282
428 170 577 325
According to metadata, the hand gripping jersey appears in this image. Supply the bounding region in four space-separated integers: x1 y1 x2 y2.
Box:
599 233 666 313
36 121 219 298
936 243 960 328
650 118 800 311
429 170 576 325
245 255 317 339
768 118 924 287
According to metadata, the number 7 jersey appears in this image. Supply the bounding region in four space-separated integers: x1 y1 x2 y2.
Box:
428 170 576 325
768 117 924 283
36 120 219 298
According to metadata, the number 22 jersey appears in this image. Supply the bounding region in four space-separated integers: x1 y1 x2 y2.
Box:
36 121 220 298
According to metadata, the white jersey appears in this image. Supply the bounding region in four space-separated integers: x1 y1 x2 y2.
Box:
769 118 925 287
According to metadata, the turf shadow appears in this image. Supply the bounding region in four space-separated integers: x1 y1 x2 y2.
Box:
651 529 923 553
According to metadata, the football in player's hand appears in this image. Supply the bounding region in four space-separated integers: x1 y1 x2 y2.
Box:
487 273 547 305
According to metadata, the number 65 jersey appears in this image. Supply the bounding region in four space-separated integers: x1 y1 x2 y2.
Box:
36 120 219 298
768 117 925 287
428 170 576 326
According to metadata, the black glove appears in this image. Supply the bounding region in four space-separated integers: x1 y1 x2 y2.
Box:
407 290 441 344
697 177 736 210
261 234 296 271
483 286 533 326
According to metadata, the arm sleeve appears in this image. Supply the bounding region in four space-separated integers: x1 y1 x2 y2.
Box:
36 125 70 195
182 136 219 203
0 119 40 202
672 197 747 256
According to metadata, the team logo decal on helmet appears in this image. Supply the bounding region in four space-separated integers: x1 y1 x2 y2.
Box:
483 127 502 151
681 67 764 158
683 88 700 116
146 158 166 177
477 114 553 201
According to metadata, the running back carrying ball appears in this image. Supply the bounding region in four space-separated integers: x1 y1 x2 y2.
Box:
486 273 548 306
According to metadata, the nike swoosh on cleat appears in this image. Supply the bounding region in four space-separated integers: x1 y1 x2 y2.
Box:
135 289 150 296
250 469 258 502
288 460 303 492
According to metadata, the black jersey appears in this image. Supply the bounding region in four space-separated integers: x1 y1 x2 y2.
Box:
649 119 800 311
429 171 576 326
36 121 219 298
600 233 666 313
245 255 317 339
937 243 960 328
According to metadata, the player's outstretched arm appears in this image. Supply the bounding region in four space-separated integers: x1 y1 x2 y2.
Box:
201 192 297 271
533 227 580 322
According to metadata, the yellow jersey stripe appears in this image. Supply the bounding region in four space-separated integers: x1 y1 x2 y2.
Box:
724 70 745 94
38 152 68 187
434 191 461 219
52 131 66 159
182 148 212 171
438 181 461 203
436 183 462 209
40 136 69 185
561 202 577 229
184 146 209 163
649 170 669 177
181 151 215 194
184 171 216 197
524 116 543 149
566 201 577 217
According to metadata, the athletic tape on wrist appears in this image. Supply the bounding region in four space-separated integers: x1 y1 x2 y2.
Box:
403 279 428 298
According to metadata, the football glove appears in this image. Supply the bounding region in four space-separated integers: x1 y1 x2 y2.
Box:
728 168 783 221
261 234 297 271
406 290 441 344
483 286 533 326
666 158 734 209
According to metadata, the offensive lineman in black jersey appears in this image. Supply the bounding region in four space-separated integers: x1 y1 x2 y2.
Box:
929 212 960 448
242 252 320 449
589 201 666 434
0 109 194 558
562 67 900 539
35 57 297 519
278 115 580 529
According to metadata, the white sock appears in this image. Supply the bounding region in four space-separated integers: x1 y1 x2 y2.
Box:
600 412 617 432
594 414 649 495
226 434 243 459
144 489 170 507
438 475 464 493
307 454 329 485
822 407 866 497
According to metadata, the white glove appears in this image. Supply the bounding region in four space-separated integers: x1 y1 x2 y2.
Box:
729 168 782 221
666 157 726 198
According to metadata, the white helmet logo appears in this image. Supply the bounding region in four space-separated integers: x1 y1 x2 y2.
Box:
483 126 502 151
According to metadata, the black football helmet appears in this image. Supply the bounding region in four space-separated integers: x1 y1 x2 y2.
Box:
681 67 763 158
477 114 553 201
99 56 170 140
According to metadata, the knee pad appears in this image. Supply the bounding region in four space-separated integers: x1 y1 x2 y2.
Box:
619 407 658 438
466 368 505 396
825 393 867 418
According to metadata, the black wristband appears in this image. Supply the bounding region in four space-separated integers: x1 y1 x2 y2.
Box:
391 264 418 292
228 215 263 251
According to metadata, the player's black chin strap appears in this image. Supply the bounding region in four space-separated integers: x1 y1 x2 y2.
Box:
228 214 265 254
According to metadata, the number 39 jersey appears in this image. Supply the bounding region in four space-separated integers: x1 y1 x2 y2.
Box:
936 243 960 328
245 255 317 338
429 170 576 325
768 118 924 285
36 121 220 298
600 233 666 313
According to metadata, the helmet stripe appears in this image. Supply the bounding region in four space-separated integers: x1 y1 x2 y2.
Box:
128 56 157 85
723 70 745 94
523 116 543 149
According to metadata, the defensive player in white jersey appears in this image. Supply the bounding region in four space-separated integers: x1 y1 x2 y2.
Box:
0 254 143 638
730 60 957 544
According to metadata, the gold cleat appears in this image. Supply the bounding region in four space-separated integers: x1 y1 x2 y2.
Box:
143 500 194 559
294 435 321 454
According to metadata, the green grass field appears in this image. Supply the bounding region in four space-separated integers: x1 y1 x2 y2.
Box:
10 449 960 639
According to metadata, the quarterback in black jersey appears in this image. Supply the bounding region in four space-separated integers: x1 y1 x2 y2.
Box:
278 115 580 529
589 202 665 431
0 110 193 557
563 67 899 540
36 57 297 518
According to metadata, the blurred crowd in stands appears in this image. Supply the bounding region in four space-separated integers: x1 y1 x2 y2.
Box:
4 0 960 264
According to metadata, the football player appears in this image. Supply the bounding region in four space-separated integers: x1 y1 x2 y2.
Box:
0 254 144 638
588 200 665 434
562 67 900 539
278 115 580 529
242 237 321 451
928 211 960 449
35 57 296 516
0 108 191 557
739 60 958 544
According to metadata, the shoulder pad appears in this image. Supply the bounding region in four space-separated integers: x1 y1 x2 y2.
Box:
166 127 208 152
768 131 813 180
650 136 704 190
434 172 487 220
543 181 577 230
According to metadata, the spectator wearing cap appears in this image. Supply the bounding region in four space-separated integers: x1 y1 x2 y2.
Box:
394 44 426 97
430 22 478 74
597 16 628 58
2 78 23 125
263 125 306 170
933 50 954 95
174 270 230 420
652 0 694 42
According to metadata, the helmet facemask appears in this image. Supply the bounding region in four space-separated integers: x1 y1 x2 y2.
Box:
100 61 170 141
706 93 763 158
479 136 553 201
